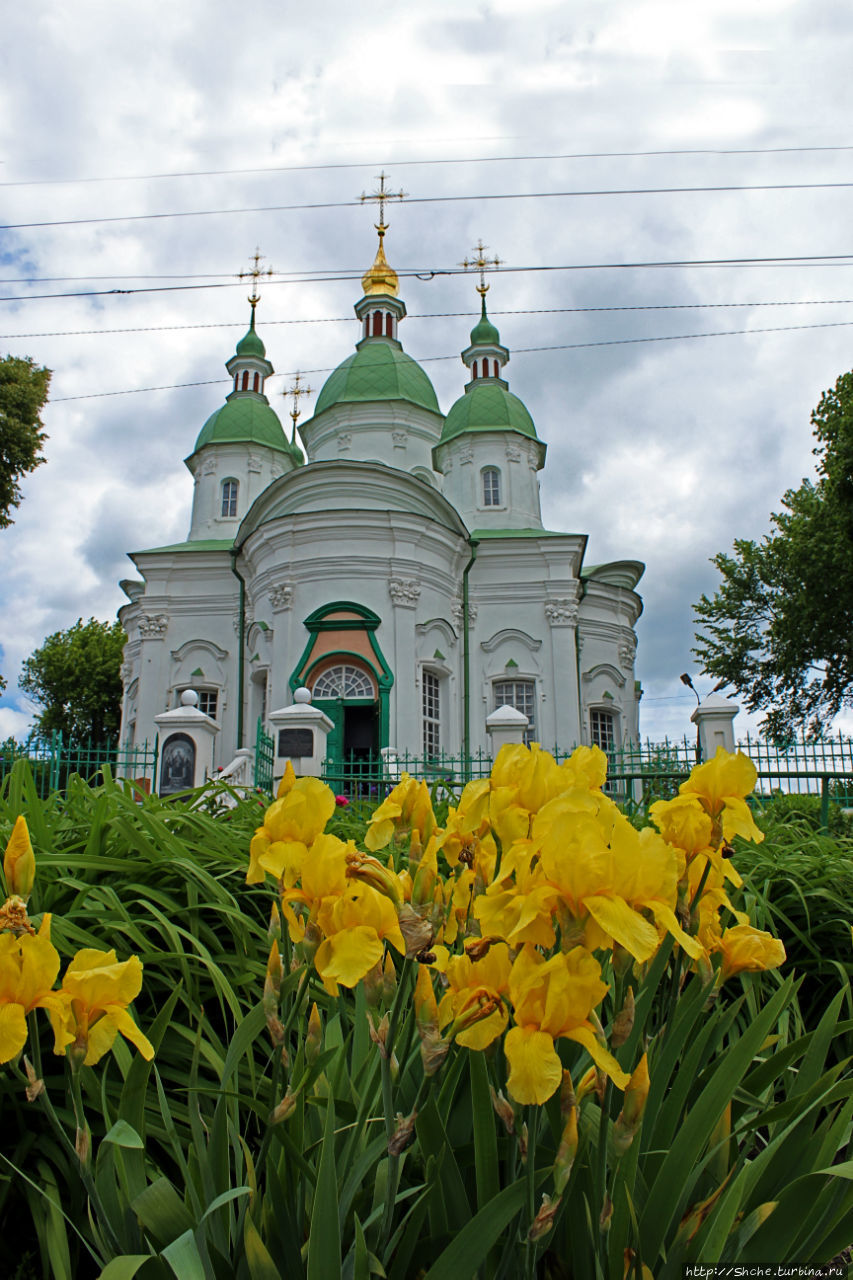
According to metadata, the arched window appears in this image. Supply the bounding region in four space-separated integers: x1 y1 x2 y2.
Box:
372 310 383 337
493 360 500 377
233 375 239 392
385 313 393 337
363 317 370 339
221 478 238 518
241 371 249 391
312 664 376 699
253 372 260 392
482 467 501 507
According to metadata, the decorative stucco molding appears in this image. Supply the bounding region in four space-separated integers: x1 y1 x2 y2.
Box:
452 598 479 625
544 598 579 626
392 430 408 447
619 641 637 671
458 446 474 466
337 432 352 453
505 444 522 462
138 614 168 638
247 452 262 474
269 583 294 611
480 628 542 654
388 577 421 607
233 606 255 634
201 457 217 476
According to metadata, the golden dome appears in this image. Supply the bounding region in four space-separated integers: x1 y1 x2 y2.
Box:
361 231 399 298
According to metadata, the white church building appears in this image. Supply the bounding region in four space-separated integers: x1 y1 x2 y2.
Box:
118 223 643 786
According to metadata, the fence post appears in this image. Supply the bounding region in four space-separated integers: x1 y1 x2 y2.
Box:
691 694 739 761
820 776 830 833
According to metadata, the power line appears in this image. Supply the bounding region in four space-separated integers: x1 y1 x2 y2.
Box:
7 298 853 342
7 254 853 304
4 141 853 187
49 314 853 402
7 180 853 232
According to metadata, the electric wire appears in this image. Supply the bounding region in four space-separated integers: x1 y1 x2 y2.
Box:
6 179 853 232
4 141 853 187
6 298 853 342
7 254 853 303
49 314 853 402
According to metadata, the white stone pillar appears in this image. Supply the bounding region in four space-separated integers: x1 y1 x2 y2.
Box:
692 693 740 759
268 687 334 785
544 591 582 750
154 690 220 794
388 576 420 752
486 704 529 755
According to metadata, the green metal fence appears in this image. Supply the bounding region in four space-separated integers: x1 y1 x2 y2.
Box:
0 732 159 799
254 719 274 793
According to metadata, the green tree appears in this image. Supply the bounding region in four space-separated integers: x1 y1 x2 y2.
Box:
19 618 126 742
0 355 51 528
694 369 853 739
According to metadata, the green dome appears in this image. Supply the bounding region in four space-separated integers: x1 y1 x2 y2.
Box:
314 342 440 416
193 397 300 460
440 382 537 444
469 297 501 347
470 314 501 345
235 323 266 358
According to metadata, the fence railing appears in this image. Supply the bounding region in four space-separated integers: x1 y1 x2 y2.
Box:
0 732 159 799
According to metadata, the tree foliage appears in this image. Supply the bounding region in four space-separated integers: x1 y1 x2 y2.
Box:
0 354 51 528
19 617 126 741
694 369 853 738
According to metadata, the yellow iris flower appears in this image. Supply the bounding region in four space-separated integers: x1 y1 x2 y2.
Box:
364 775 437 852
247 777 338 885
678 748 764 844
50 947 154 1066
0 925 64 1063
505 946 629 1105
434 941 512 1051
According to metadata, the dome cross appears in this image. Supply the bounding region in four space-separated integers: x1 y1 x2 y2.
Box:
461 239 502 296
238 247 275 317
360 171 407 239
284 371 313 442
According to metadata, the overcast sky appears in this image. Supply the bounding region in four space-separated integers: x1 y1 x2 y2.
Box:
3 0 853 745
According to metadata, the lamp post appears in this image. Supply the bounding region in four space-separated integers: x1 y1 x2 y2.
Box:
680 672 702 763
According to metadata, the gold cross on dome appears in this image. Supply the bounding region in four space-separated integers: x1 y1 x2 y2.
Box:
284 371 313 439
238 247 275 310
461 239 502 295
360 171 407 235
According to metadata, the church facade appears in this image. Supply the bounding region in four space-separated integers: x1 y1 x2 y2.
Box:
118 228 644 775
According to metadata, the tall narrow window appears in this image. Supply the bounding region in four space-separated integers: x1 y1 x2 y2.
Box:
241 371 249 391
482 467 501 506
422 670 440 757
385 313 393 337
253 372 260 392
590 709 617 754
373 310 383 336
493 360 500 377
221 478 238 517
493 679 535 745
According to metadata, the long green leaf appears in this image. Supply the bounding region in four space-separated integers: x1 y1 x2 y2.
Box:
422 1175 545 1280
244 1212 282 1280
308 1096 342 1280
161 1229 208 1280
97 1258 155 1280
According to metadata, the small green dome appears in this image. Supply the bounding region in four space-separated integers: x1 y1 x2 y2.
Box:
440 382 537 444
235 323 266 358
469 297 501 347
193 397 300 460
314 342 440 416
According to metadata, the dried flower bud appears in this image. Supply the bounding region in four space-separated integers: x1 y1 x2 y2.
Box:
463 936 495 962
611 987 635 1049
397 903 434 958
612 1054 650 1157
528 1194 561 1241
268 900 281 942
599 1194 613 1233
489 1085 515 1135
388 1109 418 1156
23 1056 44 1103
518 1121 529 1165
345 852 402 904
270 1089 298 1124
367 1011 390 1059
554 1106 579 1197
363 959 384 1007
